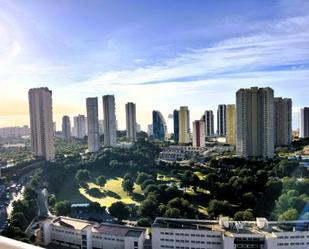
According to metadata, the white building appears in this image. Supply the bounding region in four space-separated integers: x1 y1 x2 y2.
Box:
0 126 30 138
86 98 100 152
159 146 205 161
40 216 146 249
147 124 153 137
152 217 309 249
73 115 87 139
126 102 137 142
28 87 55 161
103 95 117 147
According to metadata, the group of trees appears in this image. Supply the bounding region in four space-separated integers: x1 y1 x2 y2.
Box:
3 187 38 243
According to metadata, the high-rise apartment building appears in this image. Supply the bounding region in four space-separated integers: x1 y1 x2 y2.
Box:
103 95 117 147
125 102 137 142
73 115 87 139
28 87 55 161
192 120 205 147
147 124 153 137
179 106 190 144
236 87 274 158
300 107 309 138
62 115 71 139
152 111 167 141
217 104 226 136
173 110 179 143
86 98 100 152
204 110 214 137
226 104 236 145
274 98 292 146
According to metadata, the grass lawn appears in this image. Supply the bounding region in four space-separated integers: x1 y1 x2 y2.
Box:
79 177 143 207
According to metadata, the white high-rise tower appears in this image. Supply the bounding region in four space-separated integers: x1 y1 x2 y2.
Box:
103 95 117 147
125 102 137 142
28 87 55 161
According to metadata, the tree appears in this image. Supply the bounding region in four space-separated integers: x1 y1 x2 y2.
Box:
164 208 181 218
75 169 91 182
137 218 151 227
54 201 71 216
109 201 129 221
139 195 159 218
96 175 107 188
278 208 299 221
136 172 152 185
122 178 134 193
10 212 28 230
208 199 233 218
234 210 254 221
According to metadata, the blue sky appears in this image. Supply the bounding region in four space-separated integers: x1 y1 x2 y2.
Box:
0 0 308 130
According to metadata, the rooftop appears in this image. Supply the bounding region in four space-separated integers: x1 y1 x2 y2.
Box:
52 217 96 231
93 223 145 237
153 217 309 237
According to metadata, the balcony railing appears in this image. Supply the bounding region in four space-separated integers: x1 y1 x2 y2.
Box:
0 236 43 249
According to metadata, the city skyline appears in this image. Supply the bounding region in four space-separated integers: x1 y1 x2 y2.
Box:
0 0 309 130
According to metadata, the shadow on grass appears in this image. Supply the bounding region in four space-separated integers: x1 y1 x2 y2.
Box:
86 188 106 198
86 188 122 200
105 190 121 199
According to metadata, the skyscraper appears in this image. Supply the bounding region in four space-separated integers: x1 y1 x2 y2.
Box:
28 87 55 161
274 98 292 146
300 107 309 138
217 104 226 136
62 116 71 139
173 110 179 143
204 110 214 137
192 120 205 147
236 87 274 158
147 124 153 137
152 111 167 141
73 115 87 139
125 102 137 142
226 104 236 145
86 98 99 152
179 106 190 144
103 95 117 147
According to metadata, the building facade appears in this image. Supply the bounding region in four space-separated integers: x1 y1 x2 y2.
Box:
300 107 309 138
28 87 55 161
179 106 190 144
217 104 226 136
125 102 137 142
73 115 87 139
274 98 292 146
103 95 117 147
40 216 146 249
226 104 236 145
236 87 275 158
62 116 71 139
192 120 205 147
173 110 179 144
205 110 215 137
152 111 167 141
0 126 30 138
152 217 309 249
86 98 100 152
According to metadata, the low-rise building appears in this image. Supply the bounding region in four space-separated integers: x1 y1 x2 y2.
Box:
152 217 309 249
40 216 147 249
159 146 206 161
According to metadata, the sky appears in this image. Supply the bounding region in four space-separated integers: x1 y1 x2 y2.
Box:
0 0 308 131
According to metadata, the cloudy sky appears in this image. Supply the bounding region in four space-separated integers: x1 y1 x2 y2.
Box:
0 0 308 131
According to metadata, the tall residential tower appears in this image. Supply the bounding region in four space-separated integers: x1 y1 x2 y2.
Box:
103 95 117 147
217 104 226 136
28 87 55 161
179 106 190 144
236 87 274 158
204 110 214 137
86 98 100 152
300 107 309 138
62 115 71 139
274 98 292 146
226 104 236 145
125 102 137 142
152 111 167 141
192 120 205 147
